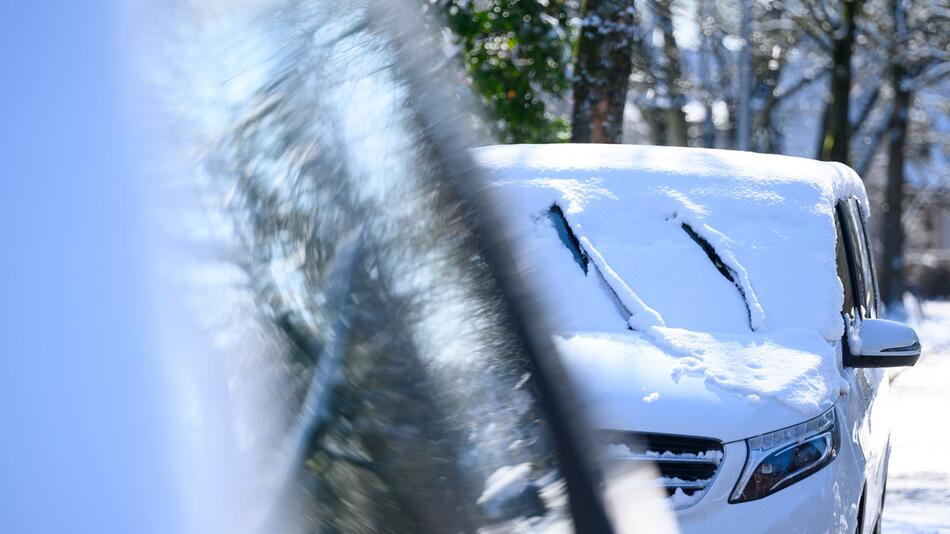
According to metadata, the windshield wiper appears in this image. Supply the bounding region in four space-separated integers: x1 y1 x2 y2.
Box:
548 204 589 274
549 204 665 330
681 222 758 331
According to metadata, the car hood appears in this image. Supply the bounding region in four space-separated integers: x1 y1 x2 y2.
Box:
554 330 842 443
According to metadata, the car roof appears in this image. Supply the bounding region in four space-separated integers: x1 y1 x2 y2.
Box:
472 144 867 211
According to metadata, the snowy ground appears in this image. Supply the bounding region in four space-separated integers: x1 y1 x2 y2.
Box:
883 300 950 533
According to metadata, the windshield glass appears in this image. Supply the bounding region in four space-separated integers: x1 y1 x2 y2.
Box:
480 144 852 341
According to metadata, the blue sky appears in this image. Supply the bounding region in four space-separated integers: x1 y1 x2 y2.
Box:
0 3 180 532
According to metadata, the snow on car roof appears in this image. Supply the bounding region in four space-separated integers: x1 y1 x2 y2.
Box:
473 144 867 413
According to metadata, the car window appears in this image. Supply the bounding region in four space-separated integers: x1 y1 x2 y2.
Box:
849 199 880 317
841 200 877 318
834 211 857 317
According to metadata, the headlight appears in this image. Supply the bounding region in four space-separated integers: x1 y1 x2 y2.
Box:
730 407 839 503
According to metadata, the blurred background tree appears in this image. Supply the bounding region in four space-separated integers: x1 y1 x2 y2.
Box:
431 0 576 143
571 0 639 143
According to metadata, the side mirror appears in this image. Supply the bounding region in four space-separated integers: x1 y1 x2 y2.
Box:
846 318 921 368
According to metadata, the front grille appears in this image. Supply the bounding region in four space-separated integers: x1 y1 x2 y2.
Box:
600 430 725 510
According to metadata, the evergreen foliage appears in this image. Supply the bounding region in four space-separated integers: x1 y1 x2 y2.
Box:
434 0 575 143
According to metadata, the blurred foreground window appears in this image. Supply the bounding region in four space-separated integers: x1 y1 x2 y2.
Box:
152 1 618 532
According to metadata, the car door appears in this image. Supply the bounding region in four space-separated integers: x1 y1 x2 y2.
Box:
836 199 890 532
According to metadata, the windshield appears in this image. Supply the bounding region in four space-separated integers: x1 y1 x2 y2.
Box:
481 144 853 341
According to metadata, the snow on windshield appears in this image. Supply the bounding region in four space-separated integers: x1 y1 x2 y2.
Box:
474 144 867 412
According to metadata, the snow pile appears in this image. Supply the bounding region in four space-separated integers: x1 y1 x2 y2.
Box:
656 327 842 413
883 300 950 532
554 331 841 417
477 463 546 521
475 144 866 412
668 487 704 510
647 449 724 465
478 463 531 508
603 444 724 465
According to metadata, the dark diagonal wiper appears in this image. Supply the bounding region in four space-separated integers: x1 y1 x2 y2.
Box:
548 204 589 275
681 222 757 331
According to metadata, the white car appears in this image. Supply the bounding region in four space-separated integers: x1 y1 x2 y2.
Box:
475 144 921 534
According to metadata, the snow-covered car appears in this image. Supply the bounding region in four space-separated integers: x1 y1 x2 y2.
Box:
474 144 921 534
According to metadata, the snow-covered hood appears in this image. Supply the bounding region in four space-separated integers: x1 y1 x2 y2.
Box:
556 330 843 443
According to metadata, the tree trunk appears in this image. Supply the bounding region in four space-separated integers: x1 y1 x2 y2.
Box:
698 0 716 148
571 0 639 143
737 0 753 150
819 0 860 163
879 2 911 306
751 0 795 153
654 0 689 146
